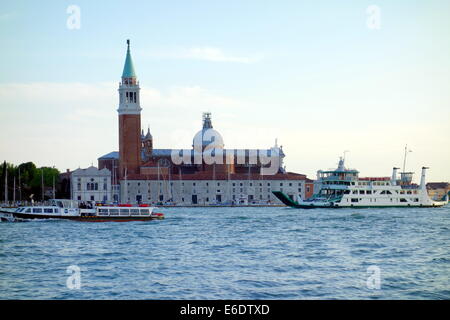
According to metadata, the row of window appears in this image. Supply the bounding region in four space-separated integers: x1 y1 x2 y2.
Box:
347 189 418 195
127 181 303 187
349 198 419 203
77 183 108 191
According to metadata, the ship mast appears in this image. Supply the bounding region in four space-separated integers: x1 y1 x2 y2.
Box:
402 144 412 173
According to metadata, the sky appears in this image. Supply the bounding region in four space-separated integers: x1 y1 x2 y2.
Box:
0 0 449 182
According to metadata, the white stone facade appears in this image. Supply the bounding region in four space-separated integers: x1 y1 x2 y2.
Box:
71 166 112 202
120 179 306 205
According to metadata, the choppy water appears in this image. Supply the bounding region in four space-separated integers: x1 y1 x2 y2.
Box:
0 206 449 299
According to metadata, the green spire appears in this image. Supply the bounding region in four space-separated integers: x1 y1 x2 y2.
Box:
122 39 136 78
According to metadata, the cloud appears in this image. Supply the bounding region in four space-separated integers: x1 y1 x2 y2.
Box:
144 46 261 63
0 82 266 170
0 12 14 22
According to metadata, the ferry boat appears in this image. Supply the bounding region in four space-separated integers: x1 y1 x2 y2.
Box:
0 199 164 222
273 157 449 209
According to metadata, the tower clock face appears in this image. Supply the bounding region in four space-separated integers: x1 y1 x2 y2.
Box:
158 158 171 168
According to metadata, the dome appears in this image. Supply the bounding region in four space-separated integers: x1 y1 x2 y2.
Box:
193 128 224 151
192 112 224 151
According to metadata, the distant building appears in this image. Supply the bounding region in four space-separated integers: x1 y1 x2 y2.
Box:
427 182 449 201
97 40 314 205
71 167 111 202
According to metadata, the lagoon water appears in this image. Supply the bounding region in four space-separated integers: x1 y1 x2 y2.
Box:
0 206 449 299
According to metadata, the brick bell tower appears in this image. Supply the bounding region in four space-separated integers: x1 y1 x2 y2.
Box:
118 40 142 178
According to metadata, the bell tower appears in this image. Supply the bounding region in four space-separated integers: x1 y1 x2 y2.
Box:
118 39 142 178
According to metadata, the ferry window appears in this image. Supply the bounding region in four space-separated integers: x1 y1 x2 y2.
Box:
54 209 59 214
414 198 419 202
33 208 43 213
119 209 130 215
140 209 150 215
344 190 350 194
130 209 139 214
359 190 365 194
407 191 412 194
386 190 392 194
352 190 358 194
400 198 407 202
367 190 372 194
44 208 53 213
351 198 359 203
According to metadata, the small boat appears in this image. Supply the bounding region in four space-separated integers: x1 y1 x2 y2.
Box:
0 199 164 222
273 157 449 209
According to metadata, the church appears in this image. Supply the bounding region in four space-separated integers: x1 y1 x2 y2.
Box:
96 40 314 205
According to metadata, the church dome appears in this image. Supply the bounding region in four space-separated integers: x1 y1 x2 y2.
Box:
192 113 224 151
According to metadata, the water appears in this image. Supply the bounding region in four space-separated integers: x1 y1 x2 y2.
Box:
0 206 449 299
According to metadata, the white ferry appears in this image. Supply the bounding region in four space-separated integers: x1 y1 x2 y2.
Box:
0 199 164 222
273 157 448 209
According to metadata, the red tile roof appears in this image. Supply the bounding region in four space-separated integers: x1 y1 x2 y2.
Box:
125 171 307 181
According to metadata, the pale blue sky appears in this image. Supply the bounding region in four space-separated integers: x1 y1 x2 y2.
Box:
1 1 449 181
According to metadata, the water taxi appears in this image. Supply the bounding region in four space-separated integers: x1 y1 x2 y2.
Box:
273 157 448 209
0 199 164 222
